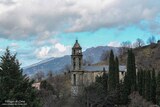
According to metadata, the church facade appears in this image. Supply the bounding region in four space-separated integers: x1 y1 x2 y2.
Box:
71 40 126 96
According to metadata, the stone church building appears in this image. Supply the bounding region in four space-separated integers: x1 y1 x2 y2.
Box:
71 40 126 96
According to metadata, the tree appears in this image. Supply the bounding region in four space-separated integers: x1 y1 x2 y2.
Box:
108 50 116 91
133 38 145 48
40 80 55 94
147 36 156 44
0 48 42 106
125 49 136 94
115 57 119 86
145 70 151 101
96 71 108 92
121 41 132 48
156 72 160 106
137 69 143 96
151 69 156 104
119 41 132 56
35 71 45 82
142 70 146 98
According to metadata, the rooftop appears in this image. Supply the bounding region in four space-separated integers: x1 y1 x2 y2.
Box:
82 65 126 72
72 40 81 49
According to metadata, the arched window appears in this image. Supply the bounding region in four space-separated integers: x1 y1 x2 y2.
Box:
73 74 76 85
74 50 75 54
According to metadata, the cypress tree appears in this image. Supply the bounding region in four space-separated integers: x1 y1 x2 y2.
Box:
102 72 108 92
125 49 137 95
126 49 132 93
145 70 151 101
131 50 137 91
156 72 160 106
115 57 119 87
139 70 143 96
151 68 156 104
0 48 42 106
137 69 143 96
142 70 146 98
108 50 115 91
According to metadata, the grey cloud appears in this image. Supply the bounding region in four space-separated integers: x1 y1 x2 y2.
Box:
0 0 160 40
0 0 16 5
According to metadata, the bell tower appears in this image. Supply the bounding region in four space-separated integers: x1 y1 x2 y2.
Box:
71 40 83 71
71 40 84 96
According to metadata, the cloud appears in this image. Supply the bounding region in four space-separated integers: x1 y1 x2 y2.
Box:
10 42 19 48
34 43 71 59
0 0 160 40
55 43 66 52
108 41 120 47
35 46 51 59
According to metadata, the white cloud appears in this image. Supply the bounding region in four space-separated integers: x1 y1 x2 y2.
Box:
0 0 160 39
35 46 51 59
55 43 66 52
108 41 120 47
34 43 71 59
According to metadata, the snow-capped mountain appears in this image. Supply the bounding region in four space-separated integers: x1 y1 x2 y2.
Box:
23 46 119 76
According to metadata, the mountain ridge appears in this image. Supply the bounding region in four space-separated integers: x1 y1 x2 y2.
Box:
23 45 119 76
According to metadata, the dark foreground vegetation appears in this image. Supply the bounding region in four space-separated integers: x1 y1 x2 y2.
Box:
0 48 42 107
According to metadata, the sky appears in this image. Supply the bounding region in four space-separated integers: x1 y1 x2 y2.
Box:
0 0 160 67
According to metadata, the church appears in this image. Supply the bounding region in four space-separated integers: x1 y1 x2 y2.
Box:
70 40 126 96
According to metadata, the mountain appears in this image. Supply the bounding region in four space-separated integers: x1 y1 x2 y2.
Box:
23 46 119 76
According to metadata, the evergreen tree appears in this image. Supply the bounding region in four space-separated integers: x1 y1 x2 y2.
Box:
108 50 117 91
96 71 108 93
131 50 137 91
126 49 132 94
137 69 143 96
0 48 42 106
101 72 108 92
151 68 156 104
124 49 137 96
145 70 151 101
115 57 119 87
142 70 146 98
156 72 160 106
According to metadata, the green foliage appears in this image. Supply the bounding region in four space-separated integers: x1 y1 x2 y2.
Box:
125 49 136 94
145 70 151 101
156 72 160 106
116 83 130 105
142 70 146 97
90 79 129 106
108 50 116 91
0 48 42 107
137 69 143 96
151 69 156 104
115 57 119 86
40 80 55 94
96 72 108 93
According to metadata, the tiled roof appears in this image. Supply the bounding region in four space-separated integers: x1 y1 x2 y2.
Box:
73 40 81 48
82 65 126 72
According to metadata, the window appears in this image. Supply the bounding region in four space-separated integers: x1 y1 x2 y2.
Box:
74 50 75 54
73 74 76 85
73 58 76 70
79 58 81 69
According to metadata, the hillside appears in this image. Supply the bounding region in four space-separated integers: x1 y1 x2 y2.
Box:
119 42 160 71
